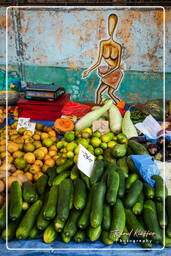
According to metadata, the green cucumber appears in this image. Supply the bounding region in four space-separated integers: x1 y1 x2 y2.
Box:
111 144 127 158
80 171 91 190
74 178 87 210
166 196 171 238
43 185 58 220
63 209 80 237
156 201 168 228
117 168 125 199
90 182 106 228
70 165 79 180
128 140 149 155
117 157 129 177
53 170 70 186
69 181 74 210
61 231 71 243
124 180 143 208
78 191 92 229
106 170 119 205
74 230 86 242
90 160 105 185
37 193 50 230
2 220 20 241
152 175 168 201
119 226 129 245
126 173 138 190
47 167 57 186
9 181 23 221
109 199 125 241
43 223 57 243
132 192 144 215
88 225 101 241
23 181 38 203
54 216 65 232
102 203 111 231
56 159 73 174
29 226 39 239
36 175 48 195
16 200 42 240
143 200 162 243
143 183 155 199
0 203 6 230
57 179 72 222
101 231 113 245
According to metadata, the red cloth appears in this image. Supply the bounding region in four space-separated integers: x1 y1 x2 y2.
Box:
61 101 92 117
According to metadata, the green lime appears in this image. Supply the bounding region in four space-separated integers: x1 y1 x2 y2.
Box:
56 141 64 149
67 151 74 158
64 131 75 142
93 131 102 138
75 130 82 138
56 158 66 165
108 141 117 148
94 147 103 156
97 155 104 160
117 133 128 144
66 142 77 152
113 136 118 141
78 138 89 148
81 132 91 139
90 137 101 148
100 142 108 150
87 145 94 152
82 128 93 136
101 132 114 143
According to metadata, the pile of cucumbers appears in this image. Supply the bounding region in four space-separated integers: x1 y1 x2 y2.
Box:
0 140 171 248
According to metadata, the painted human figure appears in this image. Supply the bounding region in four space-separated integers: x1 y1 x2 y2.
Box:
82 14 123 104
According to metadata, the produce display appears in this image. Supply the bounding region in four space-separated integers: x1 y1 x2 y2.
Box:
0 100 170 249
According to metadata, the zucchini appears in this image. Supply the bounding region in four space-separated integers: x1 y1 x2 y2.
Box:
102 203 111 231
23 181 38 203
126 173 138 190
90 160 105 186
74 178 87 210
80 171 91 190
117 168 125 199
0 203 6 230
90 182 106 228
70 165 79 180
37 193 50 230
56 159 73 174
47 167 57 186
152 175 168 201
143 183 155 199
143 200 162 243
29 226 39 239
74 230 86 243
54 216 65 232
36 175 48 195
88 225 101 241
128 140 149 155
9 181 23 221
109 199 125 241
156 201 168 229
2 220 20 241
43 185 58 220
57 179 72 222
53 170 70 186
43 223 57 243
63 209 80 237
117 157 129 177
124 180 143 208
132 192 144 215
101 231 113 245
119 226 129 245
16 200 42 240
106 170 119 205
166 196 171 238
78 191 92 230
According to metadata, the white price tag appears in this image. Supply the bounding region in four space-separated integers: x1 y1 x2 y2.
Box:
27 122 36 134
17 118 30 130
77 144 95 178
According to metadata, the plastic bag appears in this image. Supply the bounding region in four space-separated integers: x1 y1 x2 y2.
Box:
61 101 92 117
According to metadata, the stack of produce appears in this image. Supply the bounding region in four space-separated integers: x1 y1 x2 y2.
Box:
0 139 170 248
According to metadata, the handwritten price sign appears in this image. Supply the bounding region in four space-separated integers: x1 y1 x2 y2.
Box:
77 144 95 177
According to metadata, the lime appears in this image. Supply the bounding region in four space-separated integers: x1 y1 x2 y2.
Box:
87 145 94 152
91 137 101 147
81 132 91 139
93 131 102 138
100 142 108 150
97 155 104 160
108 141 117 148
78 138 89 148
66 142 77 152
42 138 53 147
75 130 82 138
94 147 103 156
117 133 128 144
64 131 75 142
101 132 113 143
67 151 74 158
14 158 27 169
113 136 118 141
82 128 92 136
56 158 66 165
56 141 64 149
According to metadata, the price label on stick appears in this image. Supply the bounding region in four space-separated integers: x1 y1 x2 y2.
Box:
17 118 30 130
77 144 95 178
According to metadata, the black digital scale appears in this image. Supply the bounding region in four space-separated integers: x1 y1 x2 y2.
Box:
25 83 65 101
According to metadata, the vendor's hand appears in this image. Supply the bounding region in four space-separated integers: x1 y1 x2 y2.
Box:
82 70 90 78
